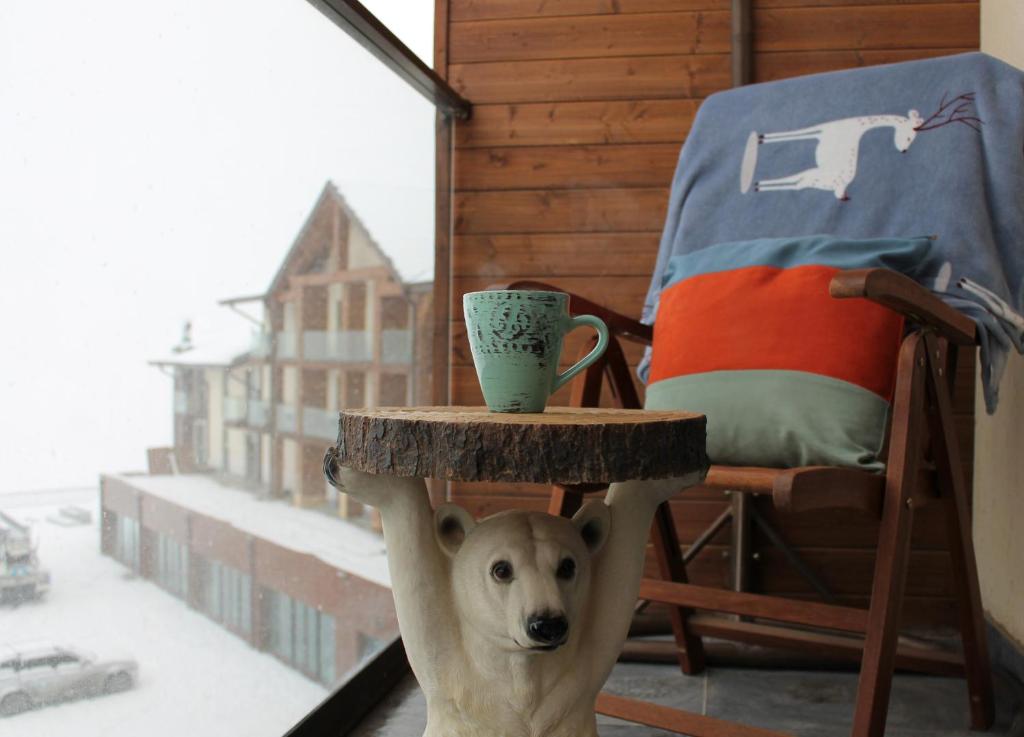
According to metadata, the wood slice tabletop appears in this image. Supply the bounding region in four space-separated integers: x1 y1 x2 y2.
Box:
328 406 707 485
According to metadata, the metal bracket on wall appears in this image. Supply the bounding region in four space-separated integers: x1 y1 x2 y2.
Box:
732 0 753 87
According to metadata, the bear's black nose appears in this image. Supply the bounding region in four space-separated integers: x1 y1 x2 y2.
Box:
526 614 568 645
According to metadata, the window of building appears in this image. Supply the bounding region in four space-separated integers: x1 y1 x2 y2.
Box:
379 373 408 407
192 420 209 467
381 296 409 330
116 515 140 570
261 588 337 687
155 533 189 599
200 559 252 637
344 371 366 408
345 283 367 331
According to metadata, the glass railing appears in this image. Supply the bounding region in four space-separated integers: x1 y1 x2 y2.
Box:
250 331 272 359
277 332 298 360
303 330 372 363
224 396 247 423
303 406 339 441
381 329 413 364
275 403 298 434
247 399 268 427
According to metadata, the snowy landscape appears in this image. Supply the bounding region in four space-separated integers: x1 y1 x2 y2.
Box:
0 488 327 737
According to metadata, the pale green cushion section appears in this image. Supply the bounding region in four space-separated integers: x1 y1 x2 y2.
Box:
645 370 888 471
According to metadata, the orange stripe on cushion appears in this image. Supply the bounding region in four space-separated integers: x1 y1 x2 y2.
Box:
649 264 904 400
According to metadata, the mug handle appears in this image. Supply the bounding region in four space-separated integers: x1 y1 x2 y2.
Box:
552 315 610 394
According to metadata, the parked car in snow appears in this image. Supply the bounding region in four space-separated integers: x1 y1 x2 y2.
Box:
0 642 138 716
0 512 50 603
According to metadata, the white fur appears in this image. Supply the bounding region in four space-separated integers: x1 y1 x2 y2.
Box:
329 466 704 737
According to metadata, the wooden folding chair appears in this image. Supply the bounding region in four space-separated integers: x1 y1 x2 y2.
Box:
490 270 995 737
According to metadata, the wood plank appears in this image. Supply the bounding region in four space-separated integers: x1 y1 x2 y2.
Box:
753 5 978 52
450 0 974 21
755 48 976 82
452 275 651 314
449 55 731 103
686 615 965 676
450 485 954 549
455 100 697 149
451 0 730 22
756 0 974 6
329 406 705 484
637 547 954 599
639 578 870 631
454 143 680 190
452 233 660 277
454 188 669 233
597 692 793 737
449 12 730 63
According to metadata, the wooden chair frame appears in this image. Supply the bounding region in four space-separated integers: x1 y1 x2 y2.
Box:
490 270 995 737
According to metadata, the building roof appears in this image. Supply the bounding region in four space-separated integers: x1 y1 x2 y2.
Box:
265 181 409 299
148 343 252 369
108 473 391 588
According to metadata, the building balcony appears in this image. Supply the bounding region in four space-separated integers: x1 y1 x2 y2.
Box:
276 332 298 360
250 331 272 359
303 406 338 441
275 404 298 434
303 330 372 363
247 399 268 428
381 329 413 364
224 396 247 423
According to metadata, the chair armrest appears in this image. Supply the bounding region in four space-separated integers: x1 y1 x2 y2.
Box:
829 268 976 346
486 280 653 345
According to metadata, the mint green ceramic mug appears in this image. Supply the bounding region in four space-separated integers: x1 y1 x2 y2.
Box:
463 290 610 413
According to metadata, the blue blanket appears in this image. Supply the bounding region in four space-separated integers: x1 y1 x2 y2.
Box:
640 52 1024 412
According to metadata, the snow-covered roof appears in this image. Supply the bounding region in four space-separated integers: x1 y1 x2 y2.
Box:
148 343 251 369
108 474 390 588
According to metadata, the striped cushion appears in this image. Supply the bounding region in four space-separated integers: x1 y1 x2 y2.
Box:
645 235 934 470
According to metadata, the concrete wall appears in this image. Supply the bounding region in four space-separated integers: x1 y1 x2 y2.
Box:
976 0 1024 650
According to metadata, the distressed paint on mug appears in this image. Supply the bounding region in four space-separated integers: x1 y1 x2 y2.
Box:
464 290 610 413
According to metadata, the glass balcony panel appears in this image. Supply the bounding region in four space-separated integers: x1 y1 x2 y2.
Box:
303 330 371 363
303 407 339 441
276 404 298 434
250 332 272 359
277 332 298 360
381 329 413 364
224 396 247 423
247 399 268 428
4 0 440 732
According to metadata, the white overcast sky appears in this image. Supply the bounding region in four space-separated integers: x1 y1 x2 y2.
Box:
0 0 436 493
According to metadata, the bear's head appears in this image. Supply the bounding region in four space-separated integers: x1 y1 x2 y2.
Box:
433 501 610 654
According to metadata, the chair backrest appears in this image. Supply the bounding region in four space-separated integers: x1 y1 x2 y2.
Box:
642 52 1024 413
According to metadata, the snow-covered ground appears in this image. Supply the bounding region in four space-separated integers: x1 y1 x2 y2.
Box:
1 488 327 737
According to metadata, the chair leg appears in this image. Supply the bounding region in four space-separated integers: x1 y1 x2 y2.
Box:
852 333 927 737
924 336 995 729
548 485 584 517
651 501 707 675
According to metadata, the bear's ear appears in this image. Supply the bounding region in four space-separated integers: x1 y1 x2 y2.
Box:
572 500 610 555
434 504 477 558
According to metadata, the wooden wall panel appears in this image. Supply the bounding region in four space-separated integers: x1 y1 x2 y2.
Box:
454 99 698 148
440 0 979 628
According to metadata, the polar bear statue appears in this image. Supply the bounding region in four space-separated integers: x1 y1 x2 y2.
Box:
326 460 703 737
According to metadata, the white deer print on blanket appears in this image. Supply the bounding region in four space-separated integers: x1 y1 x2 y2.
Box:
739 92 982 201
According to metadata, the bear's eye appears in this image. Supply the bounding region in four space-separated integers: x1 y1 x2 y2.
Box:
556 558 576 580
491 560 514 582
